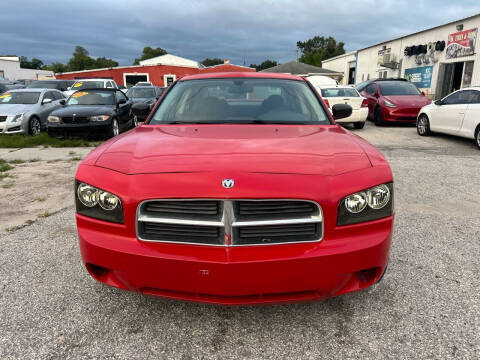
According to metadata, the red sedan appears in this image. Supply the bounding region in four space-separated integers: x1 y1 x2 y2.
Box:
75 72 394 305
360 79 431 126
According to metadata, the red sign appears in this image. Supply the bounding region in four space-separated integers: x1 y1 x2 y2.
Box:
446 28 477 59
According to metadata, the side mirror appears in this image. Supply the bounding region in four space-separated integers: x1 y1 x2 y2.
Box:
421 91 426 96
131 102 151 118
67 87 71 91
117 98 127 106
434 99 443 106
42 98 52 105
60 99 66 105
332 103 352 120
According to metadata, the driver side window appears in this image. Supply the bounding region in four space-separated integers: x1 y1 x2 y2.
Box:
443 90 473 105
115 91 127 104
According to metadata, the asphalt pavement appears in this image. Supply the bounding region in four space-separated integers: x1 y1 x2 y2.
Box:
0 122 479 359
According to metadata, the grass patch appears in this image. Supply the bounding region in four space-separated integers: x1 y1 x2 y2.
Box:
68 151 76 155
38 211 53 218
0 159 14 172
29 158 41 163
35 197 46 202
69 156 83 161
8 159 26 164
0 133 101 148
0 173 11 181
2 183 13 189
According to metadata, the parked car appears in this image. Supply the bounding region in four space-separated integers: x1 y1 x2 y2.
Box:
359 79 431 126
0 80 25 93
417 87 480 149
117 85 128 94
75 72 394 305
0 89 65 135
47 88 133 138
306 75 337 94
135 81 153 87
27 79 75 92
125 86 160 123
64 78 118 97
320 86 368 129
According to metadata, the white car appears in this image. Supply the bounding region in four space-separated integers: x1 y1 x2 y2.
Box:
320 86 368 129
417 87 480 149
64 78 118 97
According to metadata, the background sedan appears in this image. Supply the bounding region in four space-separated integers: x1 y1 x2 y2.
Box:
417 87 480 149
320 86 368 129
0 88 65 135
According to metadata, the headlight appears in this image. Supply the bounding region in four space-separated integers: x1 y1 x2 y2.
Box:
89 115 110 122
337 183 393 226
48 115 61 123
12 113 24 122
384 99 397 108
75 181 123 223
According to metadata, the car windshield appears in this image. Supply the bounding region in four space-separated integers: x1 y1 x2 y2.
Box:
71 81 104 90
27 81 59 89
66 90 115 105
379 82 421 96
150 78 330 125
0 91 40 104
126 88 156 98
321 88 359 97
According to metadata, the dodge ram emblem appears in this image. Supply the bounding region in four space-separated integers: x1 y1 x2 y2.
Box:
222 179 234 188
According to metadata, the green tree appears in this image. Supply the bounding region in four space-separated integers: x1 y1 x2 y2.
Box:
201 58 224 67
133 46 168 65
296 36 345 66
19 56 44 69
95 57 119 68
43 62 68 73
249 60 278 71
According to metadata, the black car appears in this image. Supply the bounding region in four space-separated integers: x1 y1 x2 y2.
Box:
47 88 134 138
125 86 162 122
27 79 75 92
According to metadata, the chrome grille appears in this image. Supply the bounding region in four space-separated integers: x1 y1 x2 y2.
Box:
137 199 323 246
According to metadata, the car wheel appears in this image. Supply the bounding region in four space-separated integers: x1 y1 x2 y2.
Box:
374 107 384 126
417 114 431 136
132 115 138 128
475 126 480 150
354 122 365 129
28 117 41 136
107 119 120 138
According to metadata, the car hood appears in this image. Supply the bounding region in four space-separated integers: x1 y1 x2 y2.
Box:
93 125 373 176
130 98 155 104
0 103 35 115
51 105 114 117
384 95 431 107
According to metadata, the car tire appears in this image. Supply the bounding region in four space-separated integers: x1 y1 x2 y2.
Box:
475 125 480 150
417 114 431 136
28 117 41 136
354 122 365 129
374 107 384 126
107 118 120 139
132 115 138 128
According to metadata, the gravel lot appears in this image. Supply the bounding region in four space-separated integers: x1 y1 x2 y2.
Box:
1 122 479 359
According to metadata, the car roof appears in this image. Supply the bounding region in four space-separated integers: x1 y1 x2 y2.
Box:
4 88 45 93
73 79 111 82
31 80 65 82
180 72 305 81
70 87 117 92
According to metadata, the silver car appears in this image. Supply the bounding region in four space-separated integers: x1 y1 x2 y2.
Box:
0 88 65 135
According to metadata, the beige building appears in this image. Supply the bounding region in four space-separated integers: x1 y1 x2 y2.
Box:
322 13 480 99
321 51 357 85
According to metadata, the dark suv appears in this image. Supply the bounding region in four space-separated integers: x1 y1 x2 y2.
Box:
358 79 431 126
27 80 75 92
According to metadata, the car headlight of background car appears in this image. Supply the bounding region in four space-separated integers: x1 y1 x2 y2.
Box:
12 113 24 122
89 115 110 122
337 183 393 225
76 181 123 223
384 99 397 108
48 115 61 123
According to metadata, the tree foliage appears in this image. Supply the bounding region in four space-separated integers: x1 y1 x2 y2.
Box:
42 62 68 73
66 46 118 72
19 56 44 70
296 36 345 67
133 46 168 65
200 58 224 67
249 60 278 71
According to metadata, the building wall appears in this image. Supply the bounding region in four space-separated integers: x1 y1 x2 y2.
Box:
56 64 254 87
321 52 357 84
356 15 480 98
0 59 54 81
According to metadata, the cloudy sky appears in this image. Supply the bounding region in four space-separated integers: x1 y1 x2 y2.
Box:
1 0 479 66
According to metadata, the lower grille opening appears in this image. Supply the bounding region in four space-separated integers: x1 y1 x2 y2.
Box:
141 222 224 245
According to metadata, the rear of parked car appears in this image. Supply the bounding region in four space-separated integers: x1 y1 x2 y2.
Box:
321 87 368 128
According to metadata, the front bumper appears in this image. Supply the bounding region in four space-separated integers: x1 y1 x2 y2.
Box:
381 106 421 123
0 120 26 135
78 215 392 305
47 120 111 136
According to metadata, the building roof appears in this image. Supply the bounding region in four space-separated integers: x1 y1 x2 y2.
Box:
359 13 480 51
260 61 341 75
181 71 304 81
321 51 357 64
139 54 200 68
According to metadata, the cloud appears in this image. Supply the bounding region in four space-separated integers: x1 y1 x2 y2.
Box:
1 0 479 66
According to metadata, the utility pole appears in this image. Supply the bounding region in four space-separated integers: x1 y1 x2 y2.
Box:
296 47 299 62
